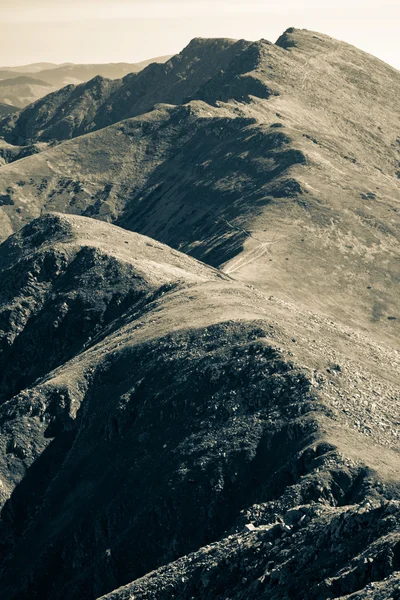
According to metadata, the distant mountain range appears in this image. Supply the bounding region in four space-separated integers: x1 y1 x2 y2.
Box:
0 76 53 110
0 56 172 108
0 62 71 73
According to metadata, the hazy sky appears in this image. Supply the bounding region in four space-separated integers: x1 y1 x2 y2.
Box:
1 0 399 69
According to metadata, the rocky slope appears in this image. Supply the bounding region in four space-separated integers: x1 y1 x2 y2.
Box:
0 214 398 600
0 29 398 349
0 37 272 144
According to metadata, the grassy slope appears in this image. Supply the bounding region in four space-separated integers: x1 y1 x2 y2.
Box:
0 30 398 347
0 214 398 600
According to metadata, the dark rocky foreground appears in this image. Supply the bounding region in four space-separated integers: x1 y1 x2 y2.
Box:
0 214 397 599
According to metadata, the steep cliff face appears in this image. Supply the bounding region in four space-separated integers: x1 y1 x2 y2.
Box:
0 215 398 600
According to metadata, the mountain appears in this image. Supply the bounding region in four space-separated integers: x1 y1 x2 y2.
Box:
0 56 170 112
0 28 399 600
0 213 398 600
0 56 171 106
0 58 171 83
0 103 19 117
0 29 398 348
0 62 70 73
0 75 55 108
0 76 50 88
0 70 58 81
0 38 267 143
33 57 174 87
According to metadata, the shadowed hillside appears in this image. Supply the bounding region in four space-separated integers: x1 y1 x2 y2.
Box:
0 214 398 600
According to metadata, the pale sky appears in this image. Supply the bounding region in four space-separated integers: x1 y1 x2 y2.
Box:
1 0 399 69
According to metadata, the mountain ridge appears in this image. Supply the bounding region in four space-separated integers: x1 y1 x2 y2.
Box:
0 28 399 599
0 213 398 599
0 28 398 349
0 37 264 144
0 56 173 109
0 103 19 117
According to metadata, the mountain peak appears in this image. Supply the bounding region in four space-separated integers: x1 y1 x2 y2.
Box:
175 36 247 64
275 26 298 48
88 74 110 84
275 27 347 53
183 36 238 49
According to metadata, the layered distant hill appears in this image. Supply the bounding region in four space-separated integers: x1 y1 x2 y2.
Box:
0 29 399 600
0 62 68 73
0 102 19 117
0 56 172 108
0 75 54 109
